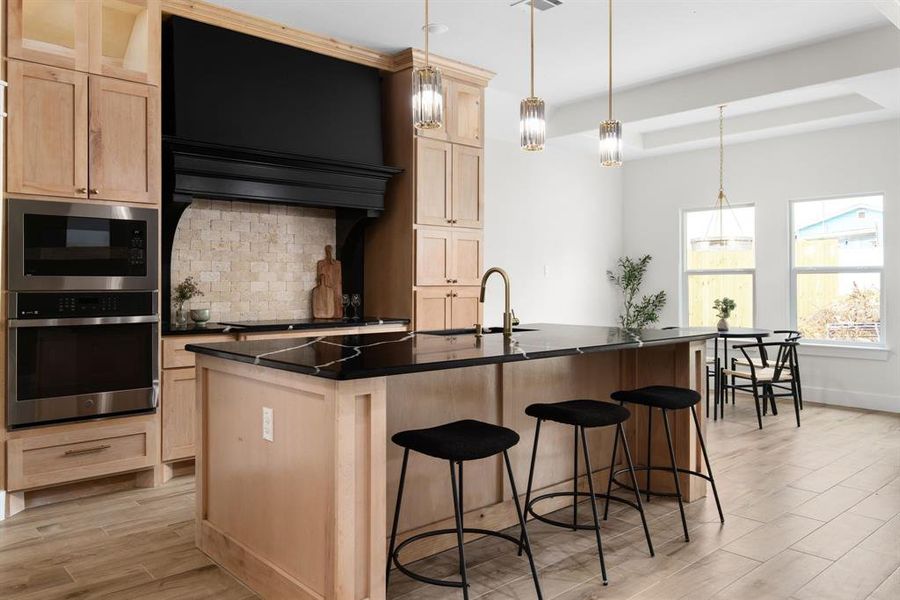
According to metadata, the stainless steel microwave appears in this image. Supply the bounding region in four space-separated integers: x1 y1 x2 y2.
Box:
7 199 158 292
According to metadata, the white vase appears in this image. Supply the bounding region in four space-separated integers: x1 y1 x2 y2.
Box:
717 318 729 332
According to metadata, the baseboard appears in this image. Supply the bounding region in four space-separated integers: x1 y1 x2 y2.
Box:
802 385 900 413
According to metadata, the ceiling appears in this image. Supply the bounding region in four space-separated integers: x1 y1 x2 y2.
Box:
207 0 887 104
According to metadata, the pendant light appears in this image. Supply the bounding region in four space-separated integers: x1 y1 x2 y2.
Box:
599 0 622 167
700 105 750 250
412 0 443 130
520 0 545 151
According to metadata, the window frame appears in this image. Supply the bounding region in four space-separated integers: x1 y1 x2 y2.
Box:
789 193 886 348
680 203 757 328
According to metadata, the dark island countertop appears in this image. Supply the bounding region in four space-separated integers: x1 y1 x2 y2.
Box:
162 317 409 336
185 323 717 380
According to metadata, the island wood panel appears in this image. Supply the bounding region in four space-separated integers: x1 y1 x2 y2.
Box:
6 60 89 198
195 355 386 600
161 367 196 461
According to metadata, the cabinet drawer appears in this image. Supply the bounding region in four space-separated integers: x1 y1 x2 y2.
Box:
162 334 234 369
6 417 158 491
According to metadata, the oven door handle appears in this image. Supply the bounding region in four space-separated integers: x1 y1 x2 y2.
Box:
9 315 159 328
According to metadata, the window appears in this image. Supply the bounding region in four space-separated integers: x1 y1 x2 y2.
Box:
682 205 755 327
791 195 884 345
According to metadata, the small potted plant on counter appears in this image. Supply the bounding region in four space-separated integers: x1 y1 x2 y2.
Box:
173 276 204 328
607 255 667 330
713 297 736 331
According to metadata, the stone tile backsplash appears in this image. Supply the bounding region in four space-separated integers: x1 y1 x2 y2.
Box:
170 199 336 322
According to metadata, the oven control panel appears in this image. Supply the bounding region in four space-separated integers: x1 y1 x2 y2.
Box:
13 292 156 319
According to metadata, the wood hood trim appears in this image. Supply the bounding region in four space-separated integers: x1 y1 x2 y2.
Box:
160 0 494 83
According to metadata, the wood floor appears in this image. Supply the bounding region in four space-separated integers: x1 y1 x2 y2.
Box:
1 397 898 600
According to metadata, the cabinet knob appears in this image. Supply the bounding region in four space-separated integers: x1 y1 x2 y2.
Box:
452 292 458 297
446 218 452 224
446 292 452 297
76 187 87 194
89 188 100 195
452 279 458 283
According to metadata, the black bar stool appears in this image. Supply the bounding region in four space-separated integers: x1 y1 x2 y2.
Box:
607 386 724 543
386 419 543 600
519 400 653 586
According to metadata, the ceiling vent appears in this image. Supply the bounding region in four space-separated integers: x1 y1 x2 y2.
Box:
511 0 563 12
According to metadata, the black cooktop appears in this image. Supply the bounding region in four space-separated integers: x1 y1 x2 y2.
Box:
217 317 409 333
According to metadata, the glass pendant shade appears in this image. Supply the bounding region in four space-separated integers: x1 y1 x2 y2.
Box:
599 119 623 167
412 65 443 130
520 96 546 151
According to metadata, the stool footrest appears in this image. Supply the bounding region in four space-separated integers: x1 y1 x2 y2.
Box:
391 527 524 587
526 491 643 531
611 465 713 499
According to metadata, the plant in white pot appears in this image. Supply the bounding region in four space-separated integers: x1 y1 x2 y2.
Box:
713 297 736 332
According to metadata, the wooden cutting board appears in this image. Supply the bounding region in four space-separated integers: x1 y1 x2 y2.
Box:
311 274 335 319
316 245 342 318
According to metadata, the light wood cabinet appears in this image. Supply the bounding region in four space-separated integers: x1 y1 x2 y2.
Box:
6 60 159 203
451 144 483 228
450 287 481 329
162 367 196 462
415 287 452 331
6 415 158 491
88 75 160 203
6 60 89 198
416 228 482 287
6 0 91 71
414 287 482 331
415 138 451 226
448 79 483 147
7 0 160 85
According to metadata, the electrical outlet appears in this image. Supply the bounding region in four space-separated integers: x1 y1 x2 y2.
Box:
262 407 274 442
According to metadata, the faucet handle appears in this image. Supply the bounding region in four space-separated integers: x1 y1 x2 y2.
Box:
511 309 520 327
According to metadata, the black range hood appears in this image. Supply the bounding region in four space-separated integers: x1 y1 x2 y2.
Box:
165 138 400 212
162 16 400 212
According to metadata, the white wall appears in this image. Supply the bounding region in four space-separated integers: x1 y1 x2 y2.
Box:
482 89 624 328
623 120 900 412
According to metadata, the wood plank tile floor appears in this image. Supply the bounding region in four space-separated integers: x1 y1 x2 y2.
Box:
1 398 897 599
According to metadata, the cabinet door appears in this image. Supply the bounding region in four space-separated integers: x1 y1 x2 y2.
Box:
88 76 159 204
449 80 483 147
451 144 483 229
451 230 483 287
450 287 481 330
415 227 452 286
162 367 196 462
7 0 91 71
415 288 451 331
89 0 160 85
6 60 89 198
415 138 452 226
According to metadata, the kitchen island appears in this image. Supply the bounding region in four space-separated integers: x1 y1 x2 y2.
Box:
187 325 715 600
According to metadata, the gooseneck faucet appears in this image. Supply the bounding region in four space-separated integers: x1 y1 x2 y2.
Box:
476 267 518 338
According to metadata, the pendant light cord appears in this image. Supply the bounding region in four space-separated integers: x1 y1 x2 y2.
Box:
719 105 725 198
608 0 613 120
530 0 535 97
424 0 430 66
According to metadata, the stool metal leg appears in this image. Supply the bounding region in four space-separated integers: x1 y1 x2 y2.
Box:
518 419 542 556
750 381 763 429
661 409 690 542
572 425 579 530
449 460 470 600
645 412 652 502
503 450 544 600
386 448 410 588
691 406 724 523
601 420 620 521
618 423 654 556
579 426 608 585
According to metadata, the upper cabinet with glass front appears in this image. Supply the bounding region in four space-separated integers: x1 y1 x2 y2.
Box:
7 0 160 85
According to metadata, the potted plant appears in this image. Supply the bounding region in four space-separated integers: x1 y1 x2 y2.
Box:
713 297 736 331
607 255 667 330
173 276 204 327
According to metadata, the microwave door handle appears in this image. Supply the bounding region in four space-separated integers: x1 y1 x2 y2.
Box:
151 379 160 409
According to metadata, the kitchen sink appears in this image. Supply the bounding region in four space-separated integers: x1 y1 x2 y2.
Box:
419 327 537 336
